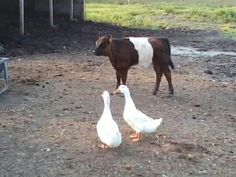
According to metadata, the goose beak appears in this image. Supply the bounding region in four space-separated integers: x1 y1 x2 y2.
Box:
112 88 121 94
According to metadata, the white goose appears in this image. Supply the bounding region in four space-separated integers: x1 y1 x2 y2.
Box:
96 91 122 148
114 85 163 142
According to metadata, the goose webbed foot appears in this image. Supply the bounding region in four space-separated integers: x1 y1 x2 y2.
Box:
131 133 141 142
97 144 109 149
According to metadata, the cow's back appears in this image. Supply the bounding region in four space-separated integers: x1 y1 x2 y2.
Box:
111 39 139 69
148 37 172 66
129 37 154 68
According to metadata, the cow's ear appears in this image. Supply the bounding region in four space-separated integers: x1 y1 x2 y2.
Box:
98 32 102 38
108 34 112 43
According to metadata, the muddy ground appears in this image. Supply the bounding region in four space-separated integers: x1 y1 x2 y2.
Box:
0 17 236 177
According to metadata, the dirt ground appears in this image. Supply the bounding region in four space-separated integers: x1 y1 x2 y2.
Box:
0 18 236 177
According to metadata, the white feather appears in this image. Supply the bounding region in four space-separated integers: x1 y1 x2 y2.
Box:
96 91 122 148
118 85 162 134
129 37 153 68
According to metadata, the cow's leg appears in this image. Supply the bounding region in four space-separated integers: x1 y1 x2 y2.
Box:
121 70 128 85
153 65 162 95
115 70 121 89
113 70 128 94
163 66 174 94
112 70 122 94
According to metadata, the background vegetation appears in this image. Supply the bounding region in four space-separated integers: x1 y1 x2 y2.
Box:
85 0 236 37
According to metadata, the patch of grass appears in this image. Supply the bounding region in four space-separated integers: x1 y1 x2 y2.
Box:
213 8 236 23
87 0 236 7
85 3 236 37
221 23 236 37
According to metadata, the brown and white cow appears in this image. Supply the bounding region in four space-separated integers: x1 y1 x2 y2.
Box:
94 34 174 95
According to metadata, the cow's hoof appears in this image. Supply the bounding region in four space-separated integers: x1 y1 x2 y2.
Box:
152 90 158 95
169 89 174 94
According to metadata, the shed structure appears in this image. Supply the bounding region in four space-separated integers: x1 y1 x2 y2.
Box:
0 0 85 35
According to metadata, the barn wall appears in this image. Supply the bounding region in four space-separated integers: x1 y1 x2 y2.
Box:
0 0 18 13
0 0 36 13
0 0 84 19
35 0 84 19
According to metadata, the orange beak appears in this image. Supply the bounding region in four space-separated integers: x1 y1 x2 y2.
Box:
112 88 121 94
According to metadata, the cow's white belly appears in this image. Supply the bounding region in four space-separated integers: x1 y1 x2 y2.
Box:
129 37 153 68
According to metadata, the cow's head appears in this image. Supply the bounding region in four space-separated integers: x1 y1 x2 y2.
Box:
94 34 112 56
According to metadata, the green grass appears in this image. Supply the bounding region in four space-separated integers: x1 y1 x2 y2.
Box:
86 0 236 7
85 2 236 37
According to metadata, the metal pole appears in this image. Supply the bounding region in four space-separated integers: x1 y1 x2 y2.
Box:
83 0 86 21
49 0 54 27
19 0 24 35
70 0 74 21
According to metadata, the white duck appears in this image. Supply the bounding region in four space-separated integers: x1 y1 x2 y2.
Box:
96 91 122 148
114 85 163 142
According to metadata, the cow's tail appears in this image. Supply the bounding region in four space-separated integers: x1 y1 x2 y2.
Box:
169 59 175 70
166 38 175 70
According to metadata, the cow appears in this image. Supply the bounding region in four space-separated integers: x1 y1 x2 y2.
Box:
94 34 174 95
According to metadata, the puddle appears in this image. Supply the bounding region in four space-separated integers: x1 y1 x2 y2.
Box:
172 46 236 58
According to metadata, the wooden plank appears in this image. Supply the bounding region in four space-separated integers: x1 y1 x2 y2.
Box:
49 0 54 27
19 0 24 35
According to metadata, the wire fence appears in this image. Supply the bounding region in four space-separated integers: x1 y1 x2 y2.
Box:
86 0 236 7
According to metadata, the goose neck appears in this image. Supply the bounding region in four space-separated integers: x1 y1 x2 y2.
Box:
123 92 136 108
103 98 111 113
